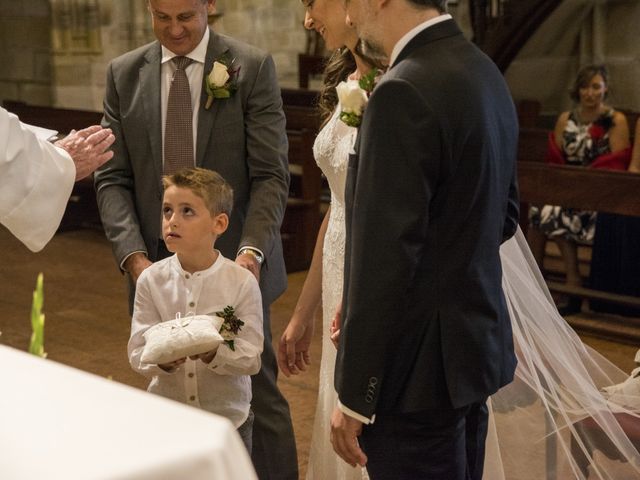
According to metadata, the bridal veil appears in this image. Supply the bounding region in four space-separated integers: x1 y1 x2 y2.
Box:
485 228 640 479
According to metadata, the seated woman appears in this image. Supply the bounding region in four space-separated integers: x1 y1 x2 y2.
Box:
529 64 631 315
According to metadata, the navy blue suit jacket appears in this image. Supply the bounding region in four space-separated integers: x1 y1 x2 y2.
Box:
335 19 519 417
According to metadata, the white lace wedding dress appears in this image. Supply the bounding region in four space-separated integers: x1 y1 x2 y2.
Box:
306 106 640 479
306 106 368 480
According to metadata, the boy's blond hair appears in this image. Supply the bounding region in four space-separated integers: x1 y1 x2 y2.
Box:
162 168 233 216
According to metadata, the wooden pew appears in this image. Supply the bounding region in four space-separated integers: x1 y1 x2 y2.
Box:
281 90 323 272
3 100 102 134
3 100 103 231
297 54 325 89
518 157 640 341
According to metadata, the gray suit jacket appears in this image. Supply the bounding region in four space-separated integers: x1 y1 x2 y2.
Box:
95 29 289 304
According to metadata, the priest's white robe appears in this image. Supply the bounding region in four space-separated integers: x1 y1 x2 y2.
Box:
0 106 75 251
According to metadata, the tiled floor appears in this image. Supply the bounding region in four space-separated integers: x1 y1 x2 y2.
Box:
1 226 637 479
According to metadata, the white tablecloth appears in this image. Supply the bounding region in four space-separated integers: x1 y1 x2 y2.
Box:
0 345 257 480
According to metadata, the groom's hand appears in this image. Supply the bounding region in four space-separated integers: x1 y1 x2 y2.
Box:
330 407 367 468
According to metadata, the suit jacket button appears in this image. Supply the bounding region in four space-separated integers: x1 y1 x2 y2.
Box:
365 394 373 403
369 377 378 385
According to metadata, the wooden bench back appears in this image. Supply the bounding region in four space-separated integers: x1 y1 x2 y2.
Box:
3 100 103 134
281 99 323 272
518 162 640 216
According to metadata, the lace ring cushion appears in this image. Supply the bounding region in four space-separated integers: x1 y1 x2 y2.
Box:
141 314 224 364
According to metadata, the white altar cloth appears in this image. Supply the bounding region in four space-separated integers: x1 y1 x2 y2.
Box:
0 345 257 480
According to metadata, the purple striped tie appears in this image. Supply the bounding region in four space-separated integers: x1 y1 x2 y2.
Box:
164 56 194 175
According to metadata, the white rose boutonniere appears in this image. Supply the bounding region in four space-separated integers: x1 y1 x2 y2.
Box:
205 57 239 109
337 68 379 128
210 61 230 87
337 80 368 127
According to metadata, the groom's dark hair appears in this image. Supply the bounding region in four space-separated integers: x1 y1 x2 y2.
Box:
406 0 447 12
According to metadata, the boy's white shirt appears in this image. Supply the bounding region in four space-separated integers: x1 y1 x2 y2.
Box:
128 252 264 428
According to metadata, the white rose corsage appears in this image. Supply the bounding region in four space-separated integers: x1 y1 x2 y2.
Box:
205 57 239 109
336 68 379 128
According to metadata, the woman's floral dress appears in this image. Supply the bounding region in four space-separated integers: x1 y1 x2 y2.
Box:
529 109 614 244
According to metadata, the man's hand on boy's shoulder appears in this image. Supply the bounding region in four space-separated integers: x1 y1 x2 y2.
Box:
124 252 153 283
236 253 261 282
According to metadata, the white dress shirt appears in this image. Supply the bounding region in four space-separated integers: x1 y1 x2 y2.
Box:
160 28 210 166
389 14 453 66
0 107 75 252
128 252 264 428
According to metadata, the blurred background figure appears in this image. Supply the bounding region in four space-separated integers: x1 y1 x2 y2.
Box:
528 64 631 315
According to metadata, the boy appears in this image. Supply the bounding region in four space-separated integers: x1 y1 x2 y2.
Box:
128 168 263 452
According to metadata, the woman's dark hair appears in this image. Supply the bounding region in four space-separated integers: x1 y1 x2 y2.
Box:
317 41 386 127
317 48 357 126
569 64 609 103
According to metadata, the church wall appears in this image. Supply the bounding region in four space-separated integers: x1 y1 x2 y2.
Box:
1 0 639 116
0 0 53 106
505 0 640 115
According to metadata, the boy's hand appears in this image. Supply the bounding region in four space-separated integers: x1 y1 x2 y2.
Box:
158 357 186 372
190 350 217 364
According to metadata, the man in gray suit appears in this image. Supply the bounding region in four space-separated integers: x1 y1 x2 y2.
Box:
94 1 297 478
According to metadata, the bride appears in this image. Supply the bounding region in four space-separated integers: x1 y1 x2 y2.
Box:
277 2 377 478
278 2 640 478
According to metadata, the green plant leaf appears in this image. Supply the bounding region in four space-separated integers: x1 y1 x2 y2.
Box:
359 68 379 94
29 273 46 358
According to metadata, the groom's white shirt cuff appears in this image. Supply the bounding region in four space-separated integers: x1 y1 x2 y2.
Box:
338 400 375 425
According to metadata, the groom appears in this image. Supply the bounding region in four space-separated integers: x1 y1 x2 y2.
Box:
331 1 519 479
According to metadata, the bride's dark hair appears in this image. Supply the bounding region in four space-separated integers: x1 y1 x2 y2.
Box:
318 41 386 127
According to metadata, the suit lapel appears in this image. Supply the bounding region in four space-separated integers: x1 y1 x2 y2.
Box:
141 44 163 181
196 29 230 167
392 19 462 67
